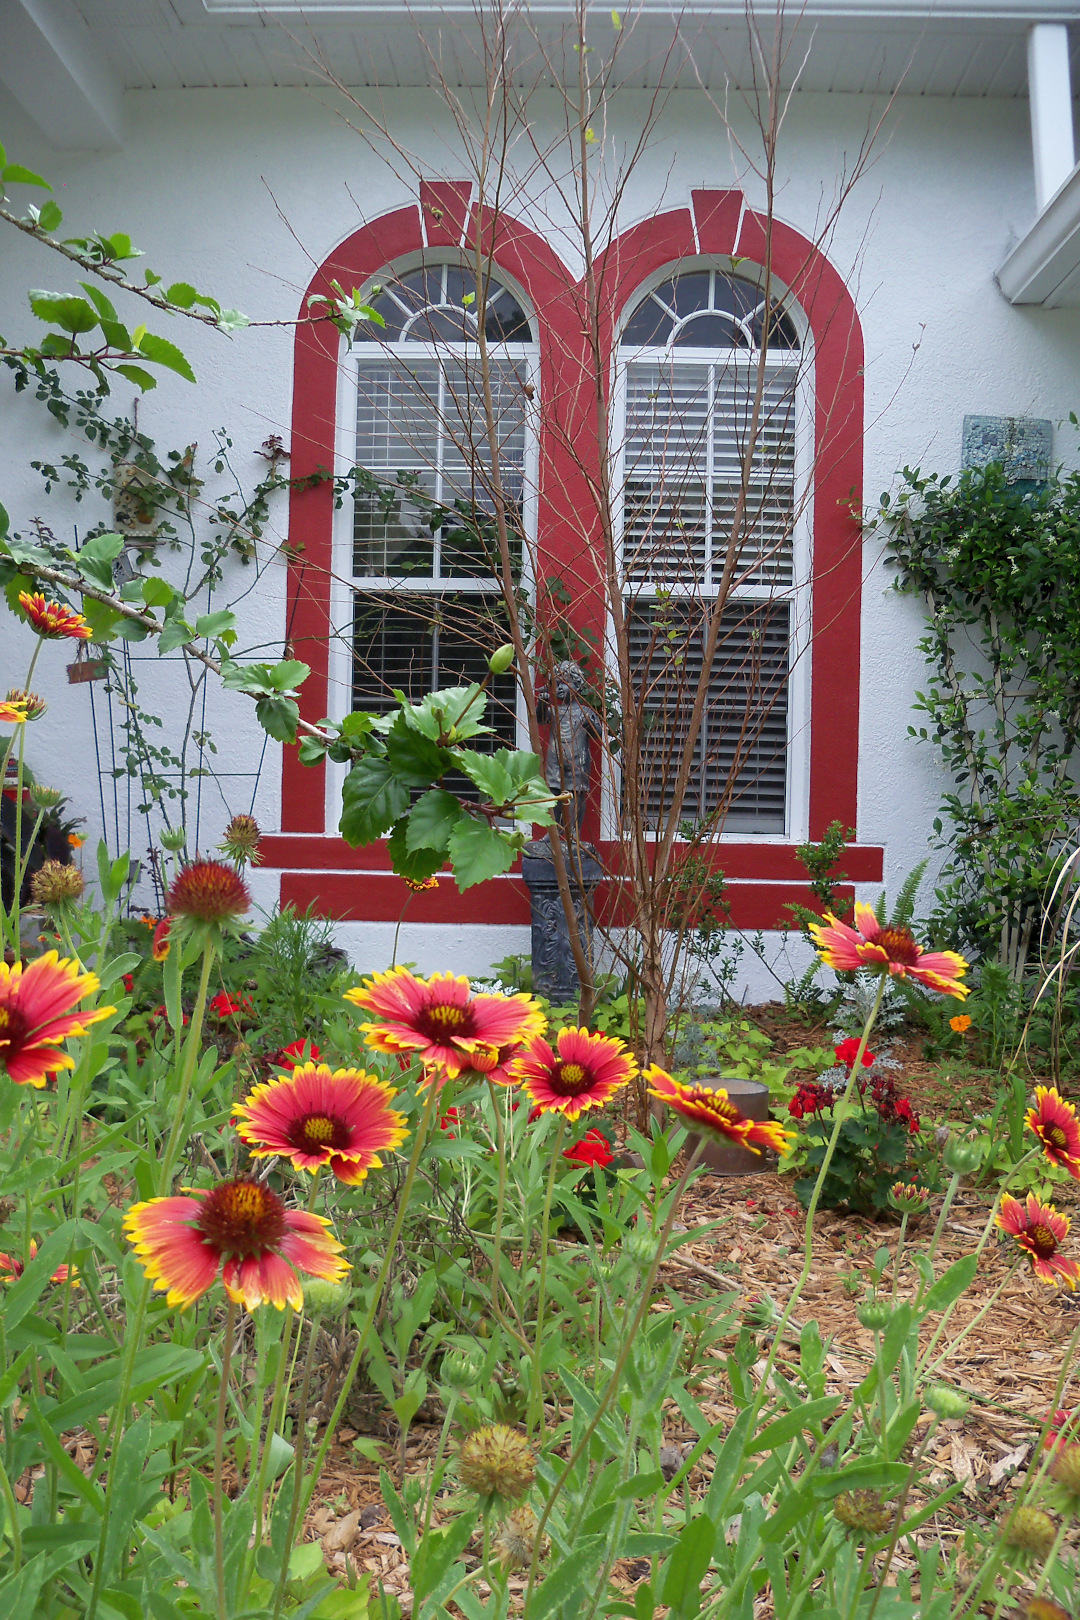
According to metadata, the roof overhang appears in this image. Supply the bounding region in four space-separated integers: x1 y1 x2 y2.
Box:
998 161 1080 305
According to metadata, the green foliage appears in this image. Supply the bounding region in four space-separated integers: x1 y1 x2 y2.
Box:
671 1013 833 1101
877 460 1080 978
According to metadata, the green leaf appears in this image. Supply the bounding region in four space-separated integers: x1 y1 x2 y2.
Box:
2 1223 80 1332
749 1396 841 1454
811 1461 911 1500
658 1514 716 1617
447 815 516 890
384 714 453 787
255 695 300 742
3 163 51 189
29 290 99 333
76 530 125 590
165 282 198 308
37 200 63 231
80 600 120 642
340 757 409 847
141 576 178 609
405 788 462 854
920 1253 978 1316
79 281 119 322
455 750 514 804
386 820 443 882
409 1503 478 1599
195 609 237 639
134 331 197 383
528 1537 605 1620
113 364 157 392
158 615 195 653
101 1411 155 1585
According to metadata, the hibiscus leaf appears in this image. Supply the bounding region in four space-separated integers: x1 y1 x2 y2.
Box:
340 757 409 847
447 815 516 891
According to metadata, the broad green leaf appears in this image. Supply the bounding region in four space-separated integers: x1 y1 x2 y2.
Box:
113 364 157 392
658 1514 716 1617
79 281 119 322
447 815 516 890
101 1411 155 1584
455 750 514 804
135 331 196 383
29 290 99 333
340 757 409 846
157 616 195 653
409 1502 478 1598
3 163 51 188
165 282 198 308
528 1536 605 1620
405 788 462 854
386 819 443 882
811 1461 911 1500
255 694 300 742
80 599 121 642
76 530 125 589
141 576 178 608
195 609 237 639
384 714 453 787
36 200 63 231
749 1396 841 1454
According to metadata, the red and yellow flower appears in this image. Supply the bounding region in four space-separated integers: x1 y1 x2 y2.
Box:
17 592 92 641
809 902 969 999
123 1177 347 1311
233 1063 409 1185
0 1239 77 1286
151 918 171 961
0 951 114 1087
0 698 29 725
345 967 544 1085
645 1065 794 1157
509 1027 636 1122
997 1192 1080 1288
1026 1087 1080 1181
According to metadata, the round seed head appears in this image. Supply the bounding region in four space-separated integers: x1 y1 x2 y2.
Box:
1003 1506 1057 1559
457 1424 536 1501
833 1490 893 1538
30 860 85 908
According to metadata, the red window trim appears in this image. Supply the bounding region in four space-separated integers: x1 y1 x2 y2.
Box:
277 182 874 929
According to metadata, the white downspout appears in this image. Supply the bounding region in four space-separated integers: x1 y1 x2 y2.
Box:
1028 23 1076 214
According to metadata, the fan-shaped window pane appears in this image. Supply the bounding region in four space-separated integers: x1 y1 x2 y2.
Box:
367 265 533 344
620 269 799 352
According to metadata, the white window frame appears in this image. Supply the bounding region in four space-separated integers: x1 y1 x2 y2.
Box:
326 260 540 830
605 260 814 844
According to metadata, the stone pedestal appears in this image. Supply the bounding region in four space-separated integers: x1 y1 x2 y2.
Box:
521 838 603 1005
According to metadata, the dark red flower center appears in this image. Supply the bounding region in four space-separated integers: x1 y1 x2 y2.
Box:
1046 1124 1069 1150
876 927 921 965
290 1113 349 1154
195 1179 287 1258
1028 1223 1059 1259
417 1000 474 1043
548 1060 592 1096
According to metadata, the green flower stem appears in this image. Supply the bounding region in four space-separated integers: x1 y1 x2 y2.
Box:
488 1078 510 1320
246 1308 299 1593
157 940 216 1193
270 1306 324 1620
292 1079 442 1538
1028 1515 1070 1603
9 721 27 953
214 1297 238 1620
0 1449 22 1572
861 1419 940 1620
420 1389 459 1543
528 1114 566 1432
890 1211 911 1303
85 1277 152 1620
523 1139 706 1613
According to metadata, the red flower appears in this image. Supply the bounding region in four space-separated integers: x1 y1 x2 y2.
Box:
809 903 969 999
997 1193 1080 1289
834 1038 874 1069
345 966 545 1086
510 1027 637 1122
277 1039 321 1069
789 1082 830 1120
123 1177 348 1310
439 1106 461 1137
0 1239 77 1286
563 1128 615 1169
234 1063 409 1186
0 951 114 1088
17 591 92 641
167 860 251 923
1026 1088 1080 1181
122 973 134 994
151 918 171 962
1046 1409 1078 1450
646 1065 793 1157
209 991 252 1020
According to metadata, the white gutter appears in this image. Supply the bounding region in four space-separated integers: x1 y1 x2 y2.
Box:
997 21 1079 305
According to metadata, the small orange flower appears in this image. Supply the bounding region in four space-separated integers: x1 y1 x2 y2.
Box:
67 833 85 849
509 1027 637 1122
809 903 969 999
1026 1087 1080 1181
645 1065 793 1157
404 876 440 893
17 592 92 641
949 1014 972 1034
123 1177 347 1311
997 1192 1080 1288
234 1063 409 1185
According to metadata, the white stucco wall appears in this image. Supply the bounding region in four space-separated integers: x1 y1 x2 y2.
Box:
1 78 1078 993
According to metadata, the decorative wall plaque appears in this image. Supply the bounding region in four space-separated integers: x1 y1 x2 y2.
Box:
961 415 1053 484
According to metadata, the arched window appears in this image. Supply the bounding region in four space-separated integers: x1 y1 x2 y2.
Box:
616 267 804 835
336 262 537 776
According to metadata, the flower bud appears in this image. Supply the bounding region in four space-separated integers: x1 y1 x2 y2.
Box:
624 1227 661 1271
402 1475 424 1506
833 1490 893 1537
302 1276 352 1315
1002 1506 1057 1560
441 1350 484 1392
888 1181 929 1215
856 1300 894 1332
29 860 85 909
30 785 63 810
924 1385 970 1421
160 825 188 852
7 689 46 721
488 643 516 676
942 1135 985 1176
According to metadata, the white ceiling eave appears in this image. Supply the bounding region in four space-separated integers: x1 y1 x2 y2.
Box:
998 162 1080 306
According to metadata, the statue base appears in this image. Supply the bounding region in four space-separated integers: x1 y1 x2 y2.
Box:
521 836 603 1005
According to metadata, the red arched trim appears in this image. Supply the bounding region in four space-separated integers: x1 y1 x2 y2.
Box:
275 186 876 925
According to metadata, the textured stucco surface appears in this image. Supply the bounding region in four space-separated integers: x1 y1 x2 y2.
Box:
2 80 1079 994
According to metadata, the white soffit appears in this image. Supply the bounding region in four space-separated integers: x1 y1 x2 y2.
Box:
998 162 1080 306
0 0 123 148
44 0 1080 99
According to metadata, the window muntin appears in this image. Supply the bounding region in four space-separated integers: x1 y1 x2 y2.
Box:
617 268 802 836
342 262 536 789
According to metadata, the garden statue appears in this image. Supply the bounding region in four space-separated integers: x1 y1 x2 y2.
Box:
543 660 601 839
